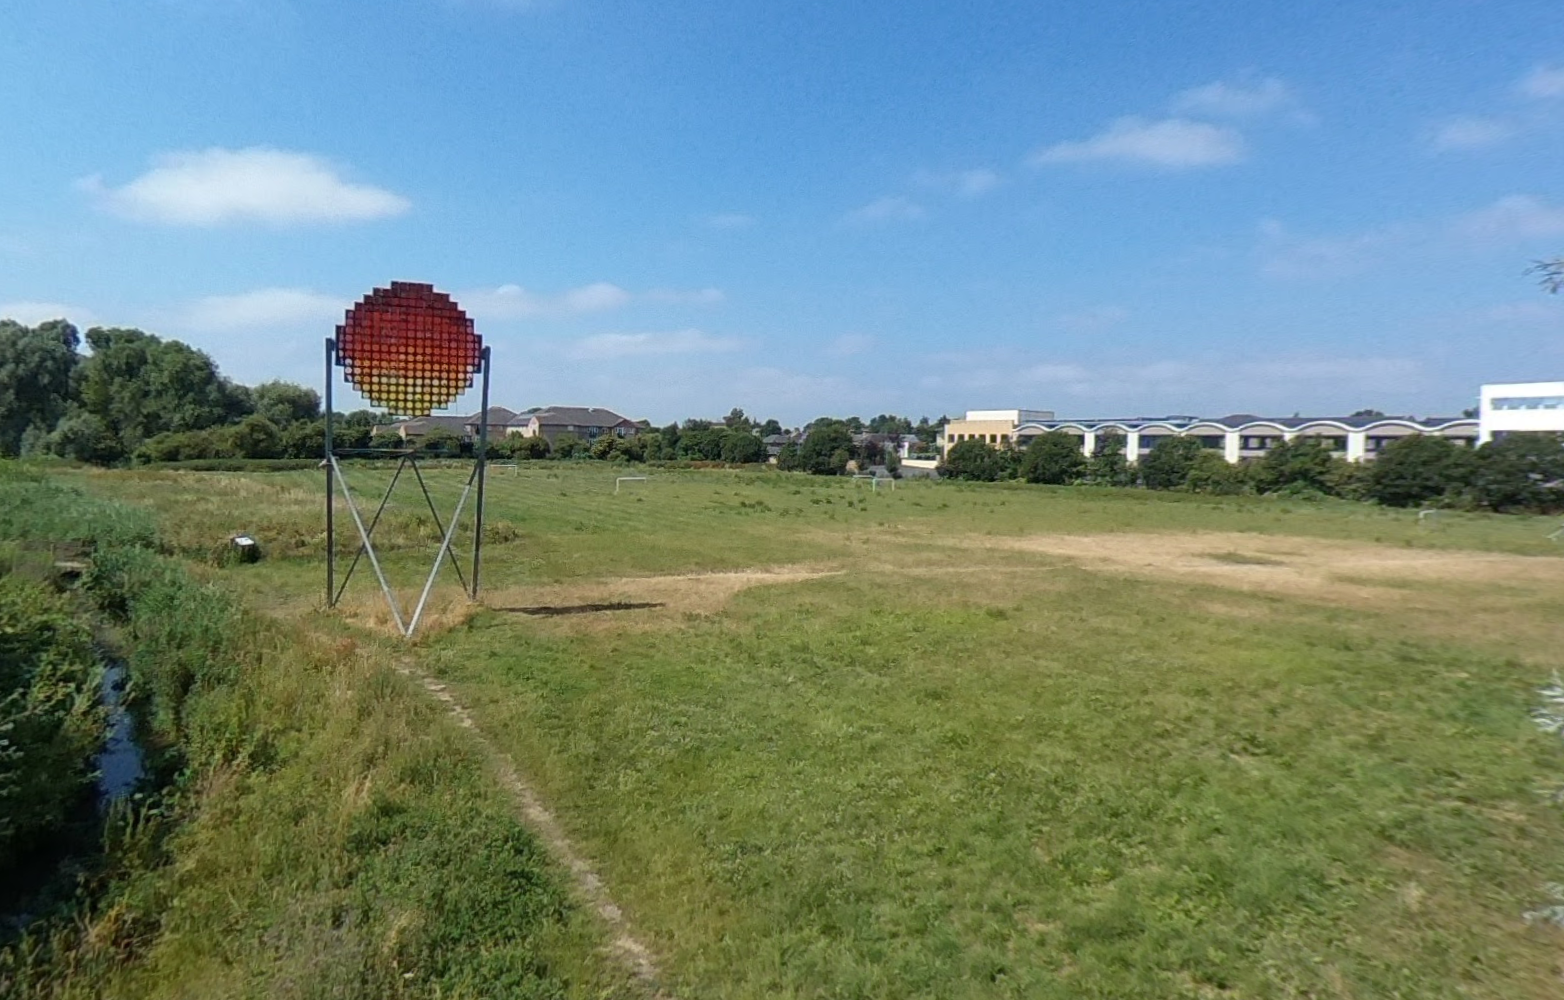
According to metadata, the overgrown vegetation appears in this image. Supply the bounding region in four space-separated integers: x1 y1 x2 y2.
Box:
0 464 623 999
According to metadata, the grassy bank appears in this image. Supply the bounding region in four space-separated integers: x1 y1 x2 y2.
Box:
0 465 627 999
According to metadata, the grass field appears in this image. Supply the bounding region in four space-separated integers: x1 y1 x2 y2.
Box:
79 464 1564 998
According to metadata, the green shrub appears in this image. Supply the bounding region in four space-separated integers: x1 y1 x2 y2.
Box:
1184 451 1250 495
1138 436 1205 490
0 578 102 873
1020 431 1086 485
940 439 1007 481
1363 435 1473 507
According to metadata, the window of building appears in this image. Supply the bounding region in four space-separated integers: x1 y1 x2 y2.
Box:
1492 396 1564 410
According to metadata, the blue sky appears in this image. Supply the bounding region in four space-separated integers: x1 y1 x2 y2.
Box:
2 0 1561 423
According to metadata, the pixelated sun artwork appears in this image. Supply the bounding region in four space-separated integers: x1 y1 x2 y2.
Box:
335 282 482 417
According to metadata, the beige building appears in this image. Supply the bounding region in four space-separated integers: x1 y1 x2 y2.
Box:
940 409 1055 455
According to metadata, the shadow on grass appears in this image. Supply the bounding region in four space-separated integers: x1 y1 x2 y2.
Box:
500 601 666 617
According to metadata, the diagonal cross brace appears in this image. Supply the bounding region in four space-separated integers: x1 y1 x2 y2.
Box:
330 455 407 634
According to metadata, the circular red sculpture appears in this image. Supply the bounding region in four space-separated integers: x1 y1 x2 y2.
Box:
335 282 482 417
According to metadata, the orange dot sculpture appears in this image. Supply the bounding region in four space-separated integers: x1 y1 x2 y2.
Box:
335 282 482 417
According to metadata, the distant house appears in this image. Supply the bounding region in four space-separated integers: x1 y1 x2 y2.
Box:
507 406 641 445
762 433 797 460
464 406 518 441
374 414 469 442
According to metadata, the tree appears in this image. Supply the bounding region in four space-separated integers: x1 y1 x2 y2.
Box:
798 419 854 475
1530 257 1564 293
940 439 1005 481
1349 408 1386 419
868 413 913 435
1364 435 1474 507
45 411 122 464
776 441 803 471
758 418 783 437
1470 433 1564 512
677 425 726 461
251 381 321 426
1019 431 1086 484
723 407 751 430
1254 437 1337 494
227 415 282 459
1184 451 1250 494
76 328 249 457
1085 430 1131 486
552 433 585 459
419 427 463 457
0 319 81 456
720 429 765 463
1138 436 1206 490
282 419 326 458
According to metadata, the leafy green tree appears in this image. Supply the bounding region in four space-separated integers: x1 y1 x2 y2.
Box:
722 407 751 430
419 427 463 457
940 439 1005 481
281 419 326 458
552 433 585 459
0 319 82 457
1254 437 1337 494
776 441 803 471
1364 435 1474 507
510 435 551 459
758 418 783 437
45 411 123 464
1019 431 1086 484
868 413 913 435
1470 433 1564 512
678 425 726 461
227 415 282 459
721 429 765 463
251 381 321 426
1086 430 1131 486
799 419 854 475
1138 436 1206 490
368 431 406 451
1184 451 1250 495
133 428 232 464
76 328 249 457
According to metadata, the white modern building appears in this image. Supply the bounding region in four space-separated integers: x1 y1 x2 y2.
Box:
1478 382 1564 444
941 409 1479 462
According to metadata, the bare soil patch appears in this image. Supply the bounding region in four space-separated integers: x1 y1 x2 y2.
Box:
956 531 1564 607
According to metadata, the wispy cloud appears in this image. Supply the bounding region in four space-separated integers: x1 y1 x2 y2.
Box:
1170 76 1304 120
844 196 926 225
1032 117 1245 168
913 168 1002 198
79 147 409 226
568 328 742 360
1455 195 1564 241
1256 218 1413 279
1520 65 1564 100
0 301 98 327
1430 115 1521 151
183 288 345 331
461 282 721 321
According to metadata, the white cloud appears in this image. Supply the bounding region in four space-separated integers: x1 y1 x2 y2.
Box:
568 328 742 360
705 212 755 230
0 301 98 327
844 196 926 224
1456 195 1564 241
1170 76 1301 119
183 288 345 331
826 333 876 357
461 282 721 321
1256 218 1413 279
645 287 725 306
79 147 410 226
461 282 630 320
1520 65 1564 99
1032 117 1246 168
1431 116 1521 151
914 168 1002 198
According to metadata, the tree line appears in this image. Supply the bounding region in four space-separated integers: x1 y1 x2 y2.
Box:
0 318 948 468
941 430 1564 513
